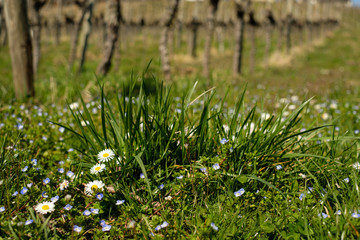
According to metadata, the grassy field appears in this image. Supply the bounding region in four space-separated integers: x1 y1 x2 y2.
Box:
0 8 360 239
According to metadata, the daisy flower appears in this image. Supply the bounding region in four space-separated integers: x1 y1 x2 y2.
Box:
352 162 360 170
35 201 55 214
90 164 106 174
59 180 69 190
97 149 115 162
84 180 105 195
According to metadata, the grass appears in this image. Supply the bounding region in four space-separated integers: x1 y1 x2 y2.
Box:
0 7 360 239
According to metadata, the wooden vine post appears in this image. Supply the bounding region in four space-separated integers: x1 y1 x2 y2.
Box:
159 0 180 82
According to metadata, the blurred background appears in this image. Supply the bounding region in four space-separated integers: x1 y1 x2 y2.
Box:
0 0 359 104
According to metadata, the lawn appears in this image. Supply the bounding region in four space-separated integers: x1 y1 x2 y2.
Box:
0 7 359 239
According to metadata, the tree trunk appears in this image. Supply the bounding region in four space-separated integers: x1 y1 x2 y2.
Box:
216 25 224 53
203 0 219 79
55 0 62 45
285 0 293 53
4 0 34 98
232 0 246 75
28 0 46 74
187 17 199 58
113 23 121 72
68 3 88 72
78 0 94 74
249 24 256 73
0 2 3 38
264 9 275 65
159 0 179 82
96 0 121 76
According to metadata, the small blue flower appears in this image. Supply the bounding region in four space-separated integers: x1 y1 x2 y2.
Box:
155 225 161 231
220 138 229 145
27 183 33 188
99 220 106 226
64 204 72 211
22 166 29 172
210 222 219 231
307 187 313 193
200 168 208 174
102 224 112 232
299 193 305 201
42 191 48 198
276 165 282 170
160 221 168 228
58 161 64 165
212 163 220 170
140 173 145 179
158 184 164 190
31 159 37 166
43 178 50 185
51 195 59 202
343 177 349 183
12 191 18 197
0 206 5 212
352 212 360 218
234 188 245 197
96 193 103 200
83 210 91 216
20 187 28 195
90 208 99 214
336 210 341 215
73 225 82 233
58 168 64 173
66 171 74 178
176 175 183 179
25 219 34 225
321 212 328 218
116 200 125 205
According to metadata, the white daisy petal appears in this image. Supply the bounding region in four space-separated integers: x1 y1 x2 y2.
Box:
35 201 55 214
84 180 105 196
90 164 106 174
97 149 115 163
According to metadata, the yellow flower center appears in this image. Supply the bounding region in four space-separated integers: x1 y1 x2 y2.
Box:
42 205 50 210
103 153 109 158
95 166 101 171
91 185 98 190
